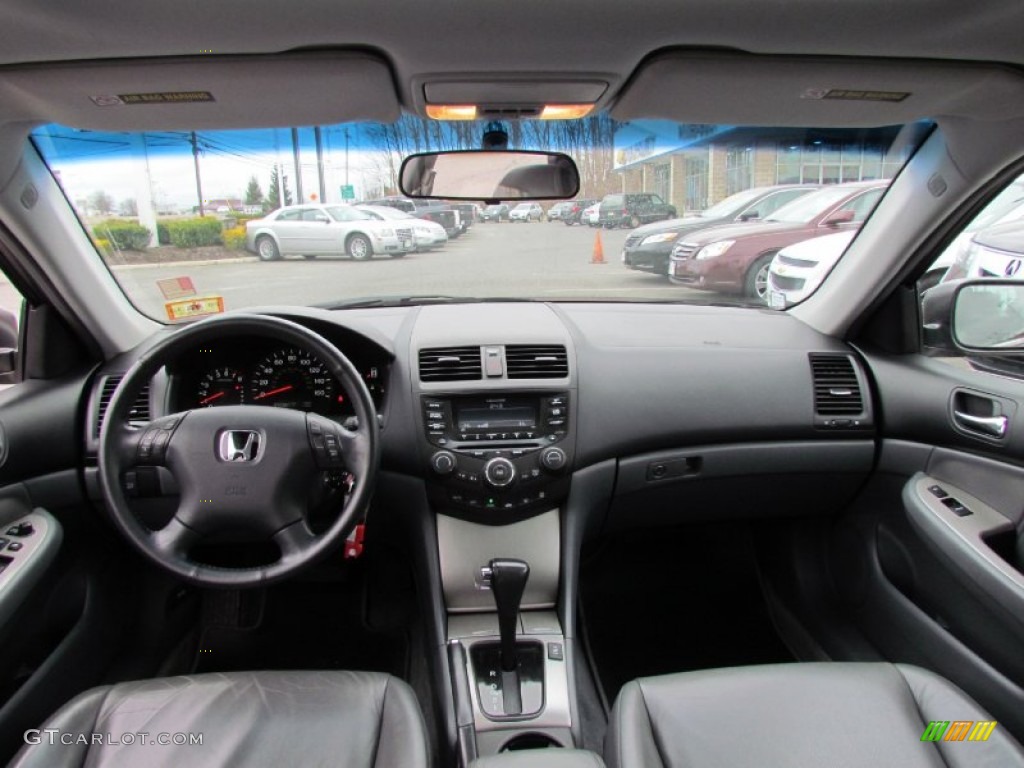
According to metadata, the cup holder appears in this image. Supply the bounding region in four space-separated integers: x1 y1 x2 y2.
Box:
501 733 563 751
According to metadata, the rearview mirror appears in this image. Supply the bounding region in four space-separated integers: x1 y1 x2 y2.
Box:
399 150 580 201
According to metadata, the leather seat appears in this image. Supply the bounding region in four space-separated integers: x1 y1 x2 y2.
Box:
9 670 429 768
606 662 1024 768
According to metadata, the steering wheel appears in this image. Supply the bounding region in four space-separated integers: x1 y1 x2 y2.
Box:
97 314 379 588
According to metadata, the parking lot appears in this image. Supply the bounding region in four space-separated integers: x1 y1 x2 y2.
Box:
110 220 746 319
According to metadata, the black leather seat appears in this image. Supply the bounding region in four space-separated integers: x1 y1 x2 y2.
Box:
9 670 429 768
606 662 1024 768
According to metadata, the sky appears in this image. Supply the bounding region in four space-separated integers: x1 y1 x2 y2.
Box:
32 124 398 210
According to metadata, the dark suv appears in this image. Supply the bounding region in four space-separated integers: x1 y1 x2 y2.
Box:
599 192 677 228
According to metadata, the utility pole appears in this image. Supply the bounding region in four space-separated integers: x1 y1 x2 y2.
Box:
190 132 204 216
291 127 304 202
277 163 286 208
314 126 326 202
345 127 350 187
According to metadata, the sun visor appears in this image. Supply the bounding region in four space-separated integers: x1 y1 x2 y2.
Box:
0 52 400 130
612 51 1024 127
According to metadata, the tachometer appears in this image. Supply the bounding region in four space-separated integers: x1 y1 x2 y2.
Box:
248 347 339 412
196 367 245 407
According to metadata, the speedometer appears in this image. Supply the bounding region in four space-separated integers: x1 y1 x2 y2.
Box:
248 347 339 412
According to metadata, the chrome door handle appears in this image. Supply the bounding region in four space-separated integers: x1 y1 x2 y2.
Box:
953 411 1008 438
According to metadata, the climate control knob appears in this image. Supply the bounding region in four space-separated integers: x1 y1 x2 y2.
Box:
540 447 568 472
430 450 457 476
483 457 516 488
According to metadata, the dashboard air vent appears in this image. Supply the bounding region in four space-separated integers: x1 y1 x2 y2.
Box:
419 347 482 382
506 345 569 379
809 354 863 416
95 375 151 437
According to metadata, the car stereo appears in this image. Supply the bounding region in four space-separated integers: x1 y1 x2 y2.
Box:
423 394 567 445
421 393 572 516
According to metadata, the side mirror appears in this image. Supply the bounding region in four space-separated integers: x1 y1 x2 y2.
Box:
738 211 760 222
399 150 580 201
823 210 856 227
923 278 1024 353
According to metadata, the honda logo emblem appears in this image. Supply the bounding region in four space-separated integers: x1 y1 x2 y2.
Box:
218 430 262 462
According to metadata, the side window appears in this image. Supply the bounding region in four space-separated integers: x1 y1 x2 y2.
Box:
275 209 302 222
0 275 23 388
841 189 884 222
650 194 664 205
301 209 329 222
746 189 809 220
922 169 1024 374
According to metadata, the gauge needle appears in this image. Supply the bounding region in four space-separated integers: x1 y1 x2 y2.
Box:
254 384 294 400
199 391 226 405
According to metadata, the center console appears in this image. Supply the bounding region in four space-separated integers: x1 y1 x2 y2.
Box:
409 306 581 761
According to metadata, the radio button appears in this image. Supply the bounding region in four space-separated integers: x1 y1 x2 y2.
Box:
427 410 444 420
547 418 565 427
431 450 457 476
483 457 516 488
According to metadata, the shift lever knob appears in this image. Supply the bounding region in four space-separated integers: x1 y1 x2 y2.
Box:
489 558 530 672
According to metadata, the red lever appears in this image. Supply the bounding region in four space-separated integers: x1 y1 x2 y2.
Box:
343 523 366 559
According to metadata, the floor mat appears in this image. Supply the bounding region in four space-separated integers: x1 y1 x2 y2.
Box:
579 521 793 704
189 580 407 676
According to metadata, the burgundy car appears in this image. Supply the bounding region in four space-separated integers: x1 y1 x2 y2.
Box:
668 181 888 300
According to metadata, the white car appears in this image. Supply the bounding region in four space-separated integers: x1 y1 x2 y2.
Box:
357 204 448 250
509 202 544 222
245 203 415 261
767 231 857 308
583 202 601 227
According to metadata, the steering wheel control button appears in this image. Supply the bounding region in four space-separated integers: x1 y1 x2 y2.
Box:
431 450 457 475
484 457 516 488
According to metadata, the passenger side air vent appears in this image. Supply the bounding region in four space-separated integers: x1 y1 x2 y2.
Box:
809 354 863 416
505 345 569 379
419 347 483 382
95 375 151 437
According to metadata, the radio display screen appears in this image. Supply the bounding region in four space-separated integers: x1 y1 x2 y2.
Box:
456 399 537 431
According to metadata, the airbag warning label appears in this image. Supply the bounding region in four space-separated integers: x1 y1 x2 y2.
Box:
118 91 216 105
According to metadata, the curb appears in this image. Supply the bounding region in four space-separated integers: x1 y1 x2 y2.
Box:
110 256 259 270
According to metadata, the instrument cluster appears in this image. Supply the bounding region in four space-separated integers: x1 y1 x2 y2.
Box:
169 334 388 419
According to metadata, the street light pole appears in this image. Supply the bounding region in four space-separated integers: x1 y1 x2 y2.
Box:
190 132 204 216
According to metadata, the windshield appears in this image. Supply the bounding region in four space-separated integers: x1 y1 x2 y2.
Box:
32 119 919 318
700 187 771 219
765 186 859 224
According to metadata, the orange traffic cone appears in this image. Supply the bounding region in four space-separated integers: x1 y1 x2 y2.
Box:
591 231 606 264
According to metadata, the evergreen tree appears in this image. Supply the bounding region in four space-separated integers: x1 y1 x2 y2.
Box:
265 168 293 212
244 176 264 206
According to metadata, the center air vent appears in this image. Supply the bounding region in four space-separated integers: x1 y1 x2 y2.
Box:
809 354 863 416
419 347 483 382
95 375 151 437
506 345 569 379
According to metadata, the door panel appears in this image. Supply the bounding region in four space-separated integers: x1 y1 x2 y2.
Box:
855 349 1024 739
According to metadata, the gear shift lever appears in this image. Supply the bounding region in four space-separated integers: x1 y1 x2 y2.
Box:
488 558 529 715
489 558 530 671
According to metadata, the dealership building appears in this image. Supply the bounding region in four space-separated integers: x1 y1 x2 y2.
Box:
614 121 911 213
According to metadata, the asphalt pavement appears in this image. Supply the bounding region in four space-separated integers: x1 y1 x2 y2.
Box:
110 220 740 319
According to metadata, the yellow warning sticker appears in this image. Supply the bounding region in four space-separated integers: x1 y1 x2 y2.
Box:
119 91 216 105
165 296 225 321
